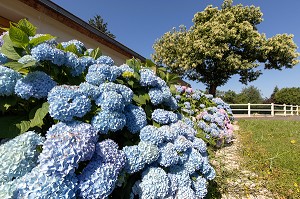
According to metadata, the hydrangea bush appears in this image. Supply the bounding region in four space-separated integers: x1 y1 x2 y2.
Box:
174 85 235 147
0 19 229 198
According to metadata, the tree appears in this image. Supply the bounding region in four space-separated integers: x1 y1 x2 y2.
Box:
88 15 116 39
236 86 263 103
153 0 299 96
264 86 279 103
222 90 238 104
274 87 300 105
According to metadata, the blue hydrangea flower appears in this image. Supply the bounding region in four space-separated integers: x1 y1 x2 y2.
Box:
158 143 179 167
139 68 158 87
119 64 134 73
205 94 213 99
38 121 98 177
0 32 7 47
116 84 133 104
31 43 66 66
182 117 194 127
152 109 178 125
176 187 196 198
184 102 191 109
79 82 102 100
15 71 57 100
124 104 147 133
140 125 164 145
48 85 91 121
158 125 177 142
148 87 164 105
86 64 121 85
61 39 86 54
175 85 184 93
0 65 22 96
164 96 179 110
94 139 126 171
65 52 85 76
96 55 114 66
79 56 96 69
192 93 201 100
78 139 125 199
122 145 145 173
192 137 207 154
0 131 44 183
200 104 206 109
18 55 36 64
174 135 192 152
138 167 170 199
191 173 208 198
96 91 125 111
169 165 191 187
14 168 77 199
92 110 126 134
138 141 159 164
0 53 8 64
183 149 203 174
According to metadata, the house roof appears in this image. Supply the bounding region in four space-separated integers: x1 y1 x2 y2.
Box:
17 0 146 62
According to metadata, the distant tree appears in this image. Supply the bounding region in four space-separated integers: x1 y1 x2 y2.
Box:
222 90 238 104
153 0 299 96
88 15 116 39
264 86 279 103
274 87 300 105
236 86 263 103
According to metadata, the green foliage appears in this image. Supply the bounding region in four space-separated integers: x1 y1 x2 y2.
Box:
239 119 300 198
89 47 102 59
0 116 30 138
88 14 116 39
274 87 300 105
237 86 263 104
153 0 299 96
222 90 238 104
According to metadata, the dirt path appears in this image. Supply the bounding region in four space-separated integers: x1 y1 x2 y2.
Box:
211 124 278 199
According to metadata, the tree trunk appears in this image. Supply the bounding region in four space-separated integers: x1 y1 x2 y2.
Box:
209 84 217 97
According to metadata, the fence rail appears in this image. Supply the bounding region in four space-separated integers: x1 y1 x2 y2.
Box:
229 103 299 117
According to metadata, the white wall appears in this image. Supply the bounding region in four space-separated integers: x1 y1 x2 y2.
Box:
0 0 129 66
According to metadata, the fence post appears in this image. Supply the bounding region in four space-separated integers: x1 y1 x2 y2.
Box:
297 105 299 116
271 103 274 116
248 103 251 117
283 104 286 116
291 105 294 115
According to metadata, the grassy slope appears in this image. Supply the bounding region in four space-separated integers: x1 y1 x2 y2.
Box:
238 119 300 198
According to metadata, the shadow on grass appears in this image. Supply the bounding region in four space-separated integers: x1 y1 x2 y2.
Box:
205 179 222 199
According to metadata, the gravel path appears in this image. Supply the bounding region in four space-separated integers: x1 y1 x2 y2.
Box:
211 124 278 199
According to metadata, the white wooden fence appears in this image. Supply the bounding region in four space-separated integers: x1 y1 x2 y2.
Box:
229 103 299 117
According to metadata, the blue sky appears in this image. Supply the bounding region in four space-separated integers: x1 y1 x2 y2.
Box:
52 0 300 98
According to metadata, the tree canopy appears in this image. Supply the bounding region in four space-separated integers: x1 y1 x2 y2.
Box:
153 0 299 96
88 15 116 39
274 87 300 105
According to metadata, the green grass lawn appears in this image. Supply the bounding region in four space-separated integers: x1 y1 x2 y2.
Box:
238 119 300 198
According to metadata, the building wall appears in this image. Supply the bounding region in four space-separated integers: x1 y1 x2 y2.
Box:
0 0 129 65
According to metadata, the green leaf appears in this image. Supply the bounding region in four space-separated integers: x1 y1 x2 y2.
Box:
29 102 49 128
17 19 37 36
56 43 64 50
145 59 155 67
64 44 79 55
0 96 17 113
90 47 102 59
0 115 30 138
9 24 29 48
126 58 142 72
22 60 36 69
133 94 146 105
29 34 56 46
1 34 22 60
4 62 23 71
128 80 134 88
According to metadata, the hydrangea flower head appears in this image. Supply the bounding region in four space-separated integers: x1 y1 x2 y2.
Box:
18 55 36 64
38 121 98 177
0 131 44 183
139 68 158 87
0 65 22 96
0 53 8 64
97 91 125 111
140 125 164 145
158 143 179 167
151 109 178 125
86 64 121 85
96 55 114 66
15 71 57 100
61 39 86 54
138 167 170 199
124 104 147 133
92 110 126 134
48 85 91 121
